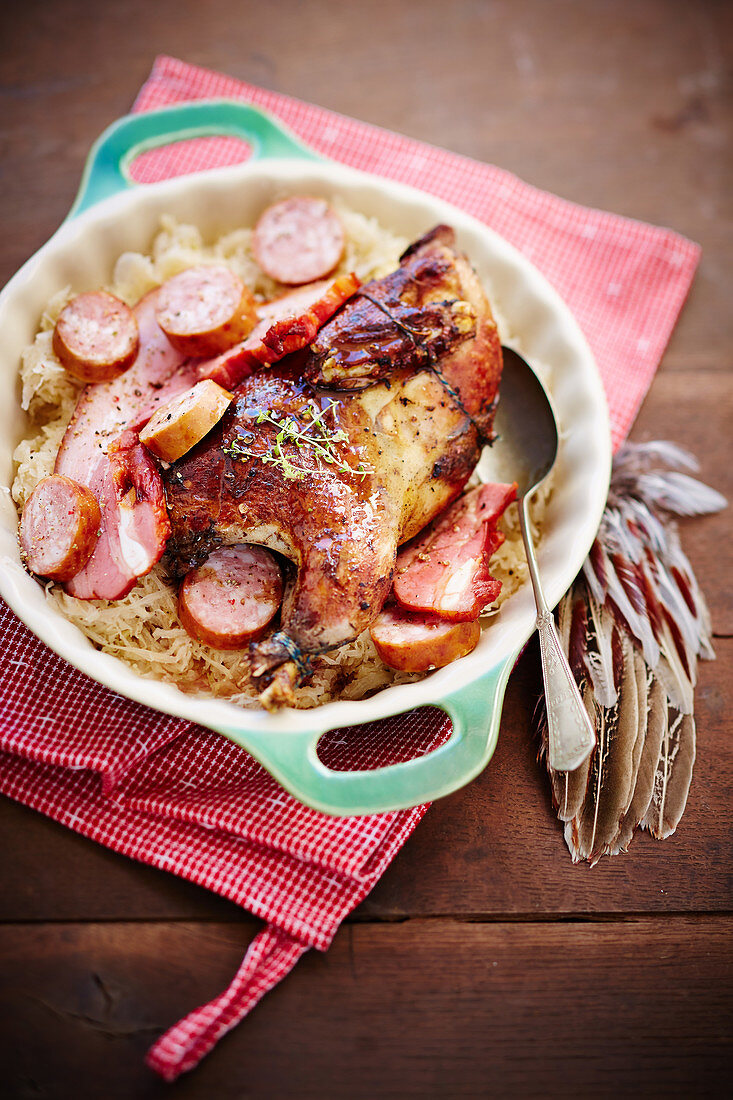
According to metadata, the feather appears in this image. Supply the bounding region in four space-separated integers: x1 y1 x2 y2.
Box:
583 590 619 708
650 617 694 715
609 440 700 478
588 535 660 666
564 630 640 865
641 709 696 840
632 472 726 517
610 659 662 855
618 649 649 825
608 442 725 514
539 440 725 864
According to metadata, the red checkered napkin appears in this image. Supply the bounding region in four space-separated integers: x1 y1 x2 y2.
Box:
0 56 700 1081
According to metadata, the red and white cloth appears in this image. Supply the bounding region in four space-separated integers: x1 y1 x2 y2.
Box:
0 56 700 1081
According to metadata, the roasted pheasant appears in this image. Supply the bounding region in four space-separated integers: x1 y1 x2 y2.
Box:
163 226 504 696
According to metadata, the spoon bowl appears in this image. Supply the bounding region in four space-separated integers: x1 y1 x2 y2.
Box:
491 347 559 494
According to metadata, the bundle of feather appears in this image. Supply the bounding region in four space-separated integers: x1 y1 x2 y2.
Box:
538 442 726 865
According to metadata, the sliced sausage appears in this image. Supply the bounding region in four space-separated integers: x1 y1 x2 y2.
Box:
200 272 360 391
140 380 233 463
54 289 199 601
370 604 481 672
179 545 283 649
53 291 139 383
253 197 345 285
19 474 101 581
155 265 259 357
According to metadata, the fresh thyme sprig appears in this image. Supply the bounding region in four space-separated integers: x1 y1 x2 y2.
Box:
224 398 371 482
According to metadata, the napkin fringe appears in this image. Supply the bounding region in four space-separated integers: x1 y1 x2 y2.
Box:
146 924 308 1082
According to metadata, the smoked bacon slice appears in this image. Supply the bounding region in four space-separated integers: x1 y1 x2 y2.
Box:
393 482 517 621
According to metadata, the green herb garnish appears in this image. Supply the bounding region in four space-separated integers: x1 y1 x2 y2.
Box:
224 399 371 482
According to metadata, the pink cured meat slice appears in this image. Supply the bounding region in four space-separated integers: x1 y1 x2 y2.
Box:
178 545 283 649
253 198 345 285
155 265 258 358
64 431 171 599
370 603 482 671
55 288 199 599
20 475 101 582
53 291 140 384
393 482 518 621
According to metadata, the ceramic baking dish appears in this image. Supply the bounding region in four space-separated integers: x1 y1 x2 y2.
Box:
0 101 611 815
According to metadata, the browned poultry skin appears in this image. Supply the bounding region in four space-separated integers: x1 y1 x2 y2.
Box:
164 226 502 676
307 225 502 441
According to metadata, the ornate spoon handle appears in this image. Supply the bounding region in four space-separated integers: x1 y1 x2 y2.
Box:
518 496 596 772
535 608 596 771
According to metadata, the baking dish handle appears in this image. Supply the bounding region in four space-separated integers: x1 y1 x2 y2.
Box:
68 99 322 218
231 653 519 817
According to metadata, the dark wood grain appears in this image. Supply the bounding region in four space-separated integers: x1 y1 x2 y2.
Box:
0 918 730 1099
1 0 731 1096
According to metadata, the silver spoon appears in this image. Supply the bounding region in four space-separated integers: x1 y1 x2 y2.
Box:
482 346 596 772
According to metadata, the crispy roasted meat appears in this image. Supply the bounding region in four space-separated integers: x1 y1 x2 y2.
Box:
163 226 503 684
306 225 502 441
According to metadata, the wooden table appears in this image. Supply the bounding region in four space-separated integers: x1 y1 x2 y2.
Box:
1 2 731 1096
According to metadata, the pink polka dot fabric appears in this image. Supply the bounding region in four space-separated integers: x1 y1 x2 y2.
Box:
0 56 700 1081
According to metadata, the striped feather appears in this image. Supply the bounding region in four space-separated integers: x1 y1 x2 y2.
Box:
641 710 696 840
611 660 661 855
564 630 640 864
